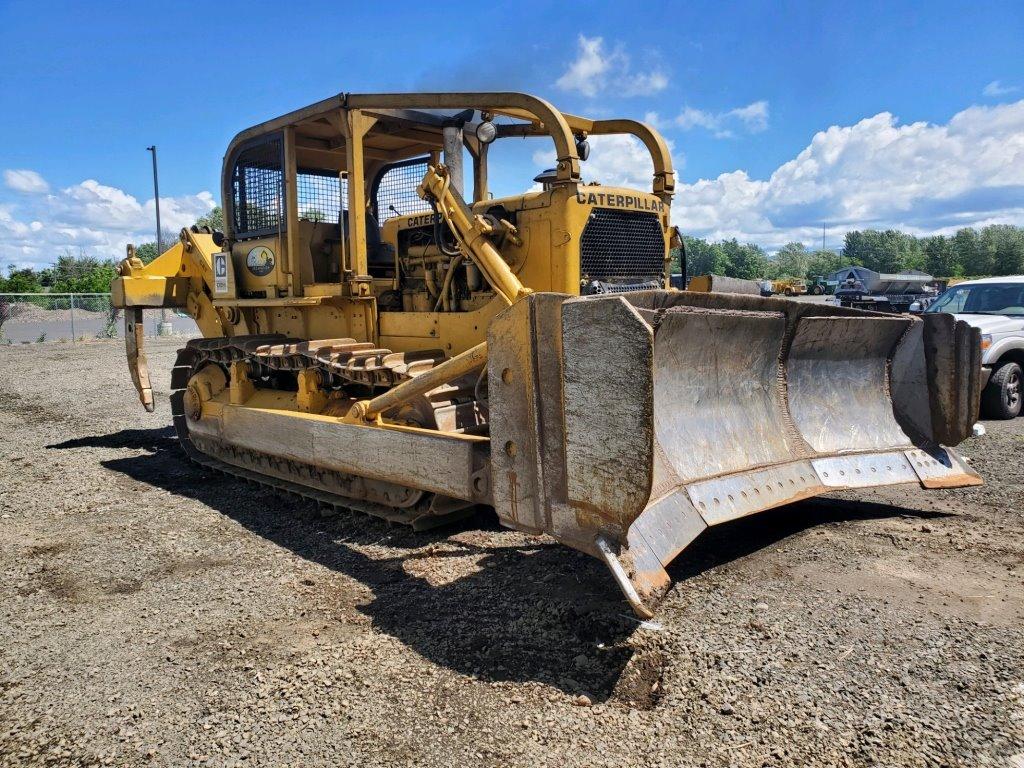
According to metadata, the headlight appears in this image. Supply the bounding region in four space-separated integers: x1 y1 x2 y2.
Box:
981 333 992 351
474 120 497 145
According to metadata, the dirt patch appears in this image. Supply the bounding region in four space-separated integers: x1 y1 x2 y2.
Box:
24 541 72 558
97 576 144 595
30 565 84 601
1 338 1022 767
610 646 667 710
150 556 235 579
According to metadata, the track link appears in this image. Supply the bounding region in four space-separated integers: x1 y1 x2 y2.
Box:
169 339 475 530
185 334 447 389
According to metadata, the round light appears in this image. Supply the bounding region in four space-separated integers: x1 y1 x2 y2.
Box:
475 120 497 144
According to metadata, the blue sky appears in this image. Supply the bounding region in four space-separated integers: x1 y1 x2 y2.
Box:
1 0 1022 266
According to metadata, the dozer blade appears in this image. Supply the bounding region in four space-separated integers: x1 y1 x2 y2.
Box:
487 291 981 618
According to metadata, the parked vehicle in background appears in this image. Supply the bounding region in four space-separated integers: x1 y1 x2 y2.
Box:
923 276 1024 419
807 275 836 295
830 266 938 313
772 277 807 296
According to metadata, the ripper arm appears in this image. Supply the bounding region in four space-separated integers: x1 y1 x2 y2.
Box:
110 229 224 411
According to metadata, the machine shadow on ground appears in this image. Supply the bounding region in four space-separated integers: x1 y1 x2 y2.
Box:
49 427 951 704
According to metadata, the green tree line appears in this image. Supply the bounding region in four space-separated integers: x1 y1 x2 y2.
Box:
2 215 1022 294
674 224 1024 280
0 251 120 294
0 207 225 294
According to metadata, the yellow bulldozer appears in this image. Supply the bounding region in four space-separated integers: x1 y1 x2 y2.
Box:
112 92 982 617
771 277 808 296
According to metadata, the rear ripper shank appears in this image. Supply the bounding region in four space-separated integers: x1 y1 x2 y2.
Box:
112 91 982 617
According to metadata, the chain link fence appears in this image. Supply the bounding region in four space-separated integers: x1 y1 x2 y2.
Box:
0 293 199 345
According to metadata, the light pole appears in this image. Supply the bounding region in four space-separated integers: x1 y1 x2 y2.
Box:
147 146 172 335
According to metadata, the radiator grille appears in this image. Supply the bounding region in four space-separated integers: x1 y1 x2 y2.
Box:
579 209 666 287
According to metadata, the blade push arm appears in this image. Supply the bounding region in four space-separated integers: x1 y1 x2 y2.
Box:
348 165 530 424
417 164 531 306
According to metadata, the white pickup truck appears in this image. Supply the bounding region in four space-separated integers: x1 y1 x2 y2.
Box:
919 276 1024 419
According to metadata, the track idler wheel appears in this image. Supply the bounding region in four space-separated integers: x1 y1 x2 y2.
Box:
183 365 227 422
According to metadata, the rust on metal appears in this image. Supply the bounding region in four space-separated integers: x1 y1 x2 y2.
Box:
108 91 984 619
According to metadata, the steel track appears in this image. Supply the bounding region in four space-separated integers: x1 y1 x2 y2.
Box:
168 339 474 530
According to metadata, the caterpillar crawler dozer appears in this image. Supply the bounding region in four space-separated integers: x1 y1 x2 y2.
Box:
112 92 983 617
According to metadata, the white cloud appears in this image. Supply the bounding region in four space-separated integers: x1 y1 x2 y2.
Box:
623 70 669 98
555 35 668 98
676 106 720 132
671 100 1024 247
729 100 769 132
555 35 606 98
532 100 1024 249
643 111 666 130
0 176 215 267
4 169 50 194
675 101 770 138
983 80 1018 97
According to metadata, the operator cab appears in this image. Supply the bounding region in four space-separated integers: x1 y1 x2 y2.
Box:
218 93 677 310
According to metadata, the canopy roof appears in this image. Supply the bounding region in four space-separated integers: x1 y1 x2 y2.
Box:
222 91 674 193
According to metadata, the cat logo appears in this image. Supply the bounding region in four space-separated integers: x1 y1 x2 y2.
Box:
406 213 442 228
575 191 665 212
246 246 275 277
213 252 228 294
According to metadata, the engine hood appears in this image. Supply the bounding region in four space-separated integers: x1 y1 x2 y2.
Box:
952 314 1024 335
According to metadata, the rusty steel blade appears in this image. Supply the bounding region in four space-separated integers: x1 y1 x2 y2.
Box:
486 292 983 619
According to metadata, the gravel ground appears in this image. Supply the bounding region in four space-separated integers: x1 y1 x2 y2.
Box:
1 339 1022 768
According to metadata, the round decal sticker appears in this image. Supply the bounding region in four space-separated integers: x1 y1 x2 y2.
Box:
246 246 276 277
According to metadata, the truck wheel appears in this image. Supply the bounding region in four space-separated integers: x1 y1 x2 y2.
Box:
981 361 1022 419
810 285 823 295
784 288 794 296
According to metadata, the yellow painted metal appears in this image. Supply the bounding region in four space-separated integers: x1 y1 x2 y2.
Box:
184 364 228 420
186 387 488 502
112 230 225 337
296 368 329 413
772 277 808 296
228 360 255 405
351 341 488 422
417 165 531 306
282 126 300 297
342 109 377 281
111 244 190 308
111 90 982 619
124 307 153 412
686 275 713 293
112 92 676 431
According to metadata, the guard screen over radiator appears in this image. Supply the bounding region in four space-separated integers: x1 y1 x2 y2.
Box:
579 209 666 292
